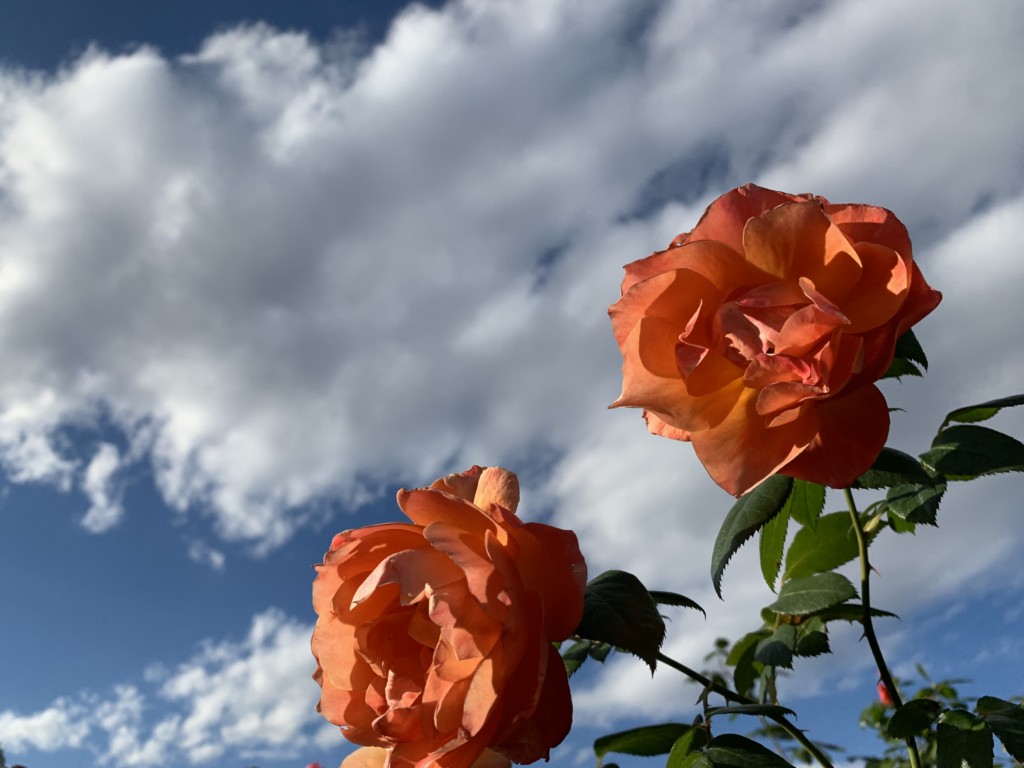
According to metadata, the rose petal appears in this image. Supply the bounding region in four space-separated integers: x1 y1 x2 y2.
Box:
742 202 862 298
825 202 912 259
472 467 520 516
611 315 693 415
780 385 890 487
353 548 464 607
423 521 507 622
621 238 768 295
342 747 389 768
398 490 495 543
680 184 818 253
510 522 587 640
643 410 692 441
838 242 910 334
492 645 572 763
689 387 819 496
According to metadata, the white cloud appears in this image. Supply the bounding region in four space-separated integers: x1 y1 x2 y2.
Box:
186 539 227 571
0 610 326 767
81 442 124 532
0 0 1021 555
0 697 91 752
159 609 321 764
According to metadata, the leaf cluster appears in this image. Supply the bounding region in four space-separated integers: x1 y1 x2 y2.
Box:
565 570 704 676
859 667 1024 768
568 330 1023 768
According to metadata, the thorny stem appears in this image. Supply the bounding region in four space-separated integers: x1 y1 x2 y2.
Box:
656 652 835 768
844 487 923 768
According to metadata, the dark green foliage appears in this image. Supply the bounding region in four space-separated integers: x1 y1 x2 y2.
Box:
883 480 946 526
939 394 1024 431
882 330 928 379
575 570 667 673
667 729 711 768
754 625 797 669
921 425 1024 480
937 710 994 768
593 723 693 759
759 506 790 592
650 590 706 616
781 480 826 529
782 512 860 582
713 475 794 597
766 573 857 616
976 697 1024 761
855 447 935 489
704 734 796 768
886 699 943 738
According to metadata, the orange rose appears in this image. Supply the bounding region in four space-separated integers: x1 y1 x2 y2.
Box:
610 184 941 495
341 747 511 768
312 466 587 768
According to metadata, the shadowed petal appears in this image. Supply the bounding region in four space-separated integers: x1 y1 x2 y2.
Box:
781 385 890 487
690 388 819 496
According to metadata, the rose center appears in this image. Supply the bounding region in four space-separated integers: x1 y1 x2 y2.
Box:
712 278 849 390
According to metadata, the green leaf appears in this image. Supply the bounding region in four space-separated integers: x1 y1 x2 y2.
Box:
766 573 857 616
921 425 1024 480
854 447 934 489
594 723 692 759
941 394 1024 430
755 625 797 669
888 514 918 534
712 475 794 598
976 697 1024 761
575 570 666 673
808 603 899 623
794 617 830 658
782 479 826 529
675 755 714 768
886 699 943 738
666 728 710 768
759 507 790 592
704 734 795 768
937 710 994 768
649 590 706 617
706 704 797 720
882 330 928 380
561 639 592 677
896 328 929 369
782 512 860 582
726 631 768 697
589 642 613 663
882 357 923 380
884 481 946 526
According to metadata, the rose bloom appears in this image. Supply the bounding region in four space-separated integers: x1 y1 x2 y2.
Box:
610 184 941 496
312 466 587 768
341 747 510 768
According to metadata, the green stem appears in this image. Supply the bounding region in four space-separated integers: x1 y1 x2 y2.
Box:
844 487 922 768
656 652 835 768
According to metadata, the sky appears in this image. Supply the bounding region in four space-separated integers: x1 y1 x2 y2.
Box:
0 0 1023 766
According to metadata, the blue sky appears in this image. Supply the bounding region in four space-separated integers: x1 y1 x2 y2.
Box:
0 1 1023 767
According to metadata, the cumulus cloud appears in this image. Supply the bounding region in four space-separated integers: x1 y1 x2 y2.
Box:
0 0 1021 556
0 697 91 752
0 610 326 767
